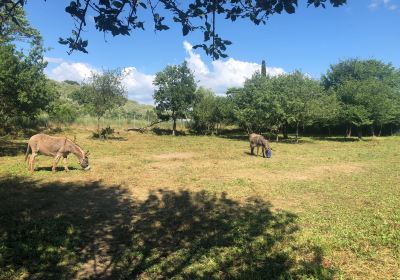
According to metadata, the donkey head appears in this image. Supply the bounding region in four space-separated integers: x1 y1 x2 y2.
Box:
80 150 91 170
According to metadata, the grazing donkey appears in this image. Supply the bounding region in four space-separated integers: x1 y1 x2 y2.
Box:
25 134 90 172
249 133 272 158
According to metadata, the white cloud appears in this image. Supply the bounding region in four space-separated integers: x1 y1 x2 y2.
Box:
368 0 398 10
45 60 96 82
122 67 155 104
183 41 285 94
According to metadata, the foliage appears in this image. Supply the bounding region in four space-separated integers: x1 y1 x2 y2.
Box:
0 3 41 44
228 74 275 134
92 125 115 139
4 0 346 58
227 59 400 139
48 98 80 127
153 61 196 135
229 71 322 139
323 59 400 137
190 87 233 134
0 43 54 134
72 69 127 133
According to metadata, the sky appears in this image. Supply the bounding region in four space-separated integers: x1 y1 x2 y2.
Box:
23 0 400 104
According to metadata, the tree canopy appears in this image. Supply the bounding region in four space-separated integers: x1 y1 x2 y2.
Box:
153 61 196 135
323 59 400 137
0 3 41 45
0 43 54 133
72 69 128 134
3 0 347 58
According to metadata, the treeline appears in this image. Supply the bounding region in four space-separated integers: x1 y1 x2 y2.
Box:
227 59 400 139
152 59 400 139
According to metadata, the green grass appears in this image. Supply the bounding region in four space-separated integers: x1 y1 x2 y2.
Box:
0 130 399 279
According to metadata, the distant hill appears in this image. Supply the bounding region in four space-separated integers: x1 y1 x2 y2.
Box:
49 80 155 119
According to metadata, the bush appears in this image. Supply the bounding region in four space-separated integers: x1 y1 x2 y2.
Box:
92 126 115 139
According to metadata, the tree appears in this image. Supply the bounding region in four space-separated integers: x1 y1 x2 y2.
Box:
261 60 267 77
0 3 41 44
313 90 341 136
72 69 127 135
0 43 54 133
228 73 283 137
191 87 218 134
191 87 232 134
4 0 347 58
273 71 322 142
335 80 372 138
153 62 196 135
322 59 400 137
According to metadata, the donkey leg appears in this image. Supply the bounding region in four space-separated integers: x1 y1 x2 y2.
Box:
52 154 61 172
29 153 37 172
27 154 31 171
250 145 254 155
256 146 259 156
63 157 69 172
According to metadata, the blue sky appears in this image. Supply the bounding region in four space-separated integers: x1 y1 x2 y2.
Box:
24 0 400 104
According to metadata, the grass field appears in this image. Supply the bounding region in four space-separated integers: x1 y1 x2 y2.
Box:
0 128 399 279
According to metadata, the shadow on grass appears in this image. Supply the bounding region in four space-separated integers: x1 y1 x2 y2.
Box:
0 139 26 157
218 132 314 144
35 166 80 172
151 127 187 136
0 177 334 279
310 137 362 142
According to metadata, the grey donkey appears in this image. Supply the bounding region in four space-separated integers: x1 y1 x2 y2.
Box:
249 133 272 158
25 134 90 172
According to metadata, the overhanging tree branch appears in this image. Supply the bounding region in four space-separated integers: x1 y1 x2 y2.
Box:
7 0 347 58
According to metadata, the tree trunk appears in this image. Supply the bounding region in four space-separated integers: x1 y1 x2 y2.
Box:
283 124 288 139
371 126 375 137
172 118 177 136
97 116 101 136
378 124 383 137
295 122 299 143
357 127 362 140
276 133 279 142
346 125 352 137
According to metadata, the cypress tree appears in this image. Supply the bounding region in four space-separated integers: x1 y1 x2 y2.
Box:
261 60 267 77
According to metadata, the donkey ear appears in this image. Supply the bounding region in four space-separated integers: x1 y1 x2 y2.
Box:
86 150 90 156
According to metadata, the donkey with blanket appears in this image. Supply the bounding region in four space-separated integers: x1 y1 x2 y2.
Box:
249 133 272 158
25 134 90 172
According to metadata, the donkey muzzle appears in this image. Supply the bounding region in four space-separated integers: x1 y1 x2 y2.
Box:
84 166 91 171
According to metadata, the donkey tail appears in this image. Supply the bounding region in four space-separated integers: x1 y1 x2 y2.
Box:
25 143 31 162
